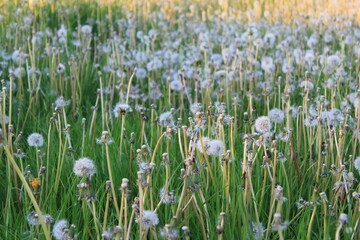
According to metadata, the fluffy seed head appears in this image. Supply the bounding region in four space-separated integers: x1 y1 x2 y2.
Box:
354 156 360 174
254 116 271 133
268 108 285 123
73 157 96 179
52 219 69 240
27 133 44 147
141 210 159 229
159 111 175 127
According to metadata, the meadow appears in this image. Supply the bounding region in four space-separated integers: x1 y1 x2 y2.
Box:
1 0 360 239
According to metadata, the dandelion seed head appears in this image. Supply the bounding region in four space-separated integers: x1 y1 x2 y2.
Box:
254 116 271 133
251 222 265 240
140 210 159 229
159 111 174 127
169 80 183 91
27 133 44 147
55 96 70 108
354 156 360 174
73 157 96 179
52 219 69 240
339 213 348 225
102 228 115 240
113 103 132 117
268 108 285 123
261 56 275 73
159 224 179 239
81 25 92 34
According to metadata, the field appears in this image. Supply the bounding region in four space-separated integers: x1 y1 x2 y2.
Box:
1 0 360 239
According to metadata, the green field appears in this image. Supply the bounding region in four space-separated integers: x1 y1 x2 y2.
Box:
1 0 360 239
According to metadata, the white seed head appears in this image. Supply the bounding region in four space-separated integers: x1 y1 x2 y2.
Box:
254 116 271 133
73 157 96 179
27 133 44 147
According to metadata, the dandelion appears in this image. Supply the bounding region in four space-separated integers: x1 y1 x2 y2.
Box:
190 103 203 114
268 108 285 123
140 210 159 229
27 133 44 147
159 111 175 127
169 80 183 91
159 224 179 239
261 56 275 73
251 222 265 240
299 81 314 93
27 212 53 226
80 25 92 34
57 63 66 74
52 219 69 240
102 228 115 240
354 156 360 174
73 157 96 179
160 187 176 205
272 213 288 231
254 116 271 133
327 54 341 69
339 213 348 225
136 68 147 79
196 137 225 157
113 103 132 117
207 139 225 157
55 96 70 108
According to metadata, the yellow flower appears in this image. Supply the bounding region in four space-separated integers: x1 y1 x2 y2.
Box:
30 178 41 189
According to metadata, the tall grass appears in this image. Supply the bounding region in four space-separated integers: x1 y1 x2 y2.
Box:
0 0 360 239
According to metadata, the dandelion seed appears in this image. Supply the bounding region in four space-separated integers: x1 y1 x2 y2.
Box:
52 219 69 240
207 139 225 157
299 80 314 91
169 80 183 91
190 103 203 114
136 68 147 79
327 54 341 69
339 213 348 225
73 157 96 179
81 25 92 34
27 133 44 147
251 221 265 240
254 116 271 133
268 108 285 123
102 228 115 240
261 56 275 73
113 103 132 117
159 224 179 239
27 212 53 226
354 156 360 174
196 137 225 157
160 187 176 205
159 111 175 128
55 96 70 108
57 63 65 74
140 210 159 229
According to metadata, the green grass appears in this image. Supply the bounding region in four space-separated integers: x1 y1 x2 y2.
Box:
0 0 360 240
